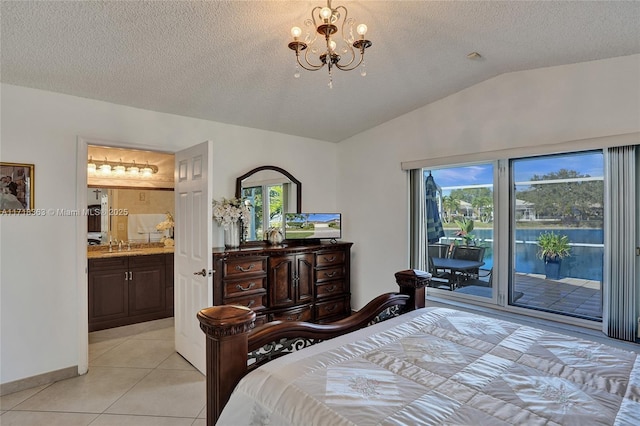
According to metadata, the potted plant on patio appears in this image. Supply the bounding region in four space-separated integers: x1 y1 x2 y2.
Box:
536 231 571 280
454 217 476 246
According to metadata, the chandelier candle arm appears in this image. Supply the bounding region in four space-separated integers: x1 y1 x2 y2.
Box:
288 0 371 84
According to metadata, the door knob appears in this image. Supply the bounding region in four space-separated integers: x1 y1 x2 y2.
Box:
193 269 207 276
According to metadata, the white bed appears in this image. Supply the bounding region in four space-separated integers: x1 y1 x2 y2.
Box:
218 307 640 426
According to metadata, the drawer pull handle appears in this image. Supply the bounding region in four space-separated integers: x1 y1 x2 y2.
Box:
286 313 302 321
245 300 255 308
236 282 256 292
324 271 337 278
236 264 255 272
326 304 337 312
326 285 336 292
323 256 336 262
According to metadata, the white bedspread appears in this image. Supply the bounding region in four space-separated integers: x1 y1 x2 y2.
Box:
218 307 640 426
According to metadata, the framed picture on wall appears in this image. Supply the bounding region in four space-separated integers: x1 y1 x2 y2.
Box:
1 162 34 212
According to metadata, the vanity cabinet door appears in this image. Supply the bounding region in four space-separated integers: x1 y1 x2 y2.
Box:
128 255 166 317
88 258 129 331
165 253 174 315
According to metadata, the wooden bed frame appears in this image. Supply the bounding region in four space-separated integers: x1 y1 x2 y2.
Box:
197 269 431 425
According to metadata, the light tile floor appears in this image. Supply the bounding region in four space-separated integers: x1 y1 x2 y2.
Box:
0 318 206 426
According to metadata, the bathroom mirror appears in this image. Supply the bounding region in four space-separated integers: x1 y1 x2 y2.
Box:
236 166 301 242
87 187 174 245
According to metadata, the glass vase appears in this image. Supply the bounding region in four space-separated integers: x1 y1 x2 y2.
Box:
224 221 240 248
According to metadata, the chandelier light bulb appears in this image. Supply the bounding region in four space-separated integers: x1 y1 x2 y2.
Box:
291 26 302 38
357 24 368 36
320 7 332 21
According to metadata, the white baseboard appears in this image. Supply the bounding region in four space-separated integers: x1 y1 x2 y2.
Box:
0 366 78 396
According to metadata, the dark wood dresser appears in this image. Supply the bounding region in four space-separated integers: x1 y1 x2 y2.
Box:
213 242 352 326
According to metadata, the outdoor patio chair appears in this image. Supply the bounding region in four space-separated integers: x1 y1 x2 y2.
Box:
428 243 451 259
427 256 452 288
451 245 485 281
458 267 492 288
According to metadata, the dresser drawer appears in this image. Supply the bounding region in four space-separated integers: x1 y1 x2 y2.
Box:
315 250 346 267
223 291 267 311
223 257 267 277
224 276 267 298
314 297 349 320
315 280 346 299
268 304 313 322
315 266 345 283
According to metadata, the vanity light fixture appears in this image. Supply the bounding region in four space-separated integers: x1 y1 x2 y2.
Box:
128 161 140 176
99 158 112 175
141 161 153 178
87 156 97 174
87 157 158 177
288 0 372 88
113 159 126 176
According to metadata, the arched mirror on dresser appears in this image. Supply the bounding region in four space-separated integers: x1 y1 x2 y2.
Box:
236 166 301 243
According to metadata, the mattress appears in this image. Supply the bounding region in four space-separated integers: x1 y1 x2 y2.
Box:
218 307 640 425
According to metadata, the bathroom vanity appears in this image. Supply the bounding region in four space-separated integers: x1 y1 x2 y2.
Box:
87 247 174 331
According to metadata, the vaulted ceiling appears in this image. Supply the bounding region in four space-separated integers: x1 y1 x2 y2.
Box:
2 1 639 142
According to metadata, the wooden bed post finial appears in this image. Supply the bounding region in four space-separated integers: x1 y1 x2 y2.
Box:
197 305 256 426
394 269 431 310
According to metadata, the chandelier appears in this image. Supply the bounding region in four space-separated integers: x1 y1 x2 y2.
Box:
288 0 372 88
88 157 158 178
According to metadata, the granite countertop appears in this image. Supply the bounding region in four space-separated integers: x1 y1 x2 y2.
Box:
87 243 174 259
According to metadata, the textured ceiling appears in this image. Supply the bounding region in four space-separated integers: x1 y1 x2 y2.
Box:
2 1 639 143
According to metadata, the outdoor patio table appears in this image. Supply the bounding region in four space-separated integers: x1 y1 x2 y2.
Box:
431 257 485 290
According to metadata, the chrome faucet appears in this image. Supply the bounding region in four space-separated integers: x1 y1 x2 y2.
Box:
118 240 123 251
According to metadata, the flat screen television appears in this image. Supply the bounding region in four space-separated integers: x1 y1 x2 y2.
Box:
284 213 341 241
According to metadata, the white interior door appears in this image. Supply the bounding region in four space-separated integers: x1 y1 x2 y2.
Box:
174 141 213 373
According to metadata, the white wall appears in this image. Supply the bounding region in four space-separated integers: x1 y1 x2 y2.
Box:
338 54 640 309
2 53 638 385
0 84 337 385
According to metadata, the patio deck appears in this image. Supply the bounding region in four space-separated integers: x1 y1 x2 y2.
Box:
453 273 602 320
513 273 602 319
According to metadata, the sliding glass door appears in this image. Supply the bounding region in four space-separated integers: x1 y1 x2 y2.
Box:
510 151 604 320
425 164 495 300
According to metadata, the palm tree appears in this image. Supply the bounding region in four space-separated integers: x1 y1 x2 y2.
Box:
442 196 459 223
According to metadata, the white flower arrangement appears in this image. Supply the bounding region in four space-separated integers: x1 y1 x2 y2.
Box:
156 212 175 231
212 197 251 230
